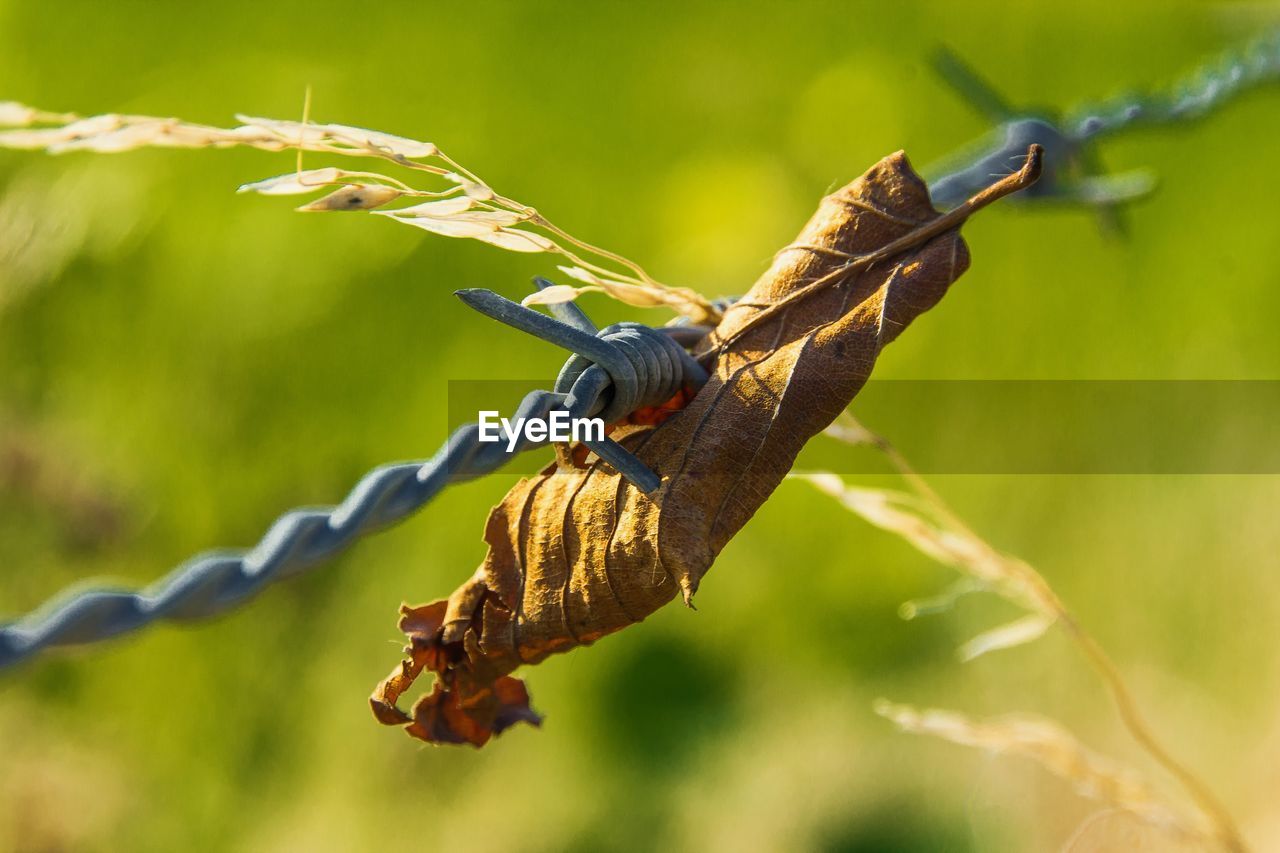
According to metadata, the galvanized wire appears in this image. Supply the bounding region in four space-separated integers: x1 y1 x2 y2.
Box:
1069 28 1280 140
0 285 710 669
928 29 1280 210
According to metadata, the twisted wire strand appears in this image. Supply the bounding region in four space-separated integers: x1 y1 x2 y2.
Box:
927 29 1280 210
1070 28 1280 139
0 292 709 669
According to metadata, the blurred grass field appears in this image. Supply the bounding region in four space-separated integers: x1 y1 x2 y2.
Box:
2 1 1279 850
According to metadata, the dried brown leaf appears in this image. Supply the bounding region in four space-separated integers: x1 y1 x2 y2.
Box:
370 147 1042 745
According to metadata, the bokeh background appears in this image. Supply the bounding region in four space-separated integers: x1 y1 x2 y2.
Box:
2 1 1279 850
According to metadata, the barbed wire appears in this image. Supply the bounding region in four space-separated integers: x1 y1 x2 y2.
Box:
0 281 711 669
928 28 1280 212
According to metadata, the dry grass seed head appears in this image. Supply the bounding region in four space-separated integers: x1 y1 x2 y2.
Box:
0 101 719 322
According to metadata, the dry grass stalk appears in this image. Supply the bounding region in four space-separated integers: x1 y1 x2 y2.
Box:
874 700 1206 841
0 100 718 323
795 412 1246 852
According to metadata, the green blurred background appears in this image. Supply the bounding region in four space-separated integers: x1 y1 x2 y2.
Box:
2 1 1278 850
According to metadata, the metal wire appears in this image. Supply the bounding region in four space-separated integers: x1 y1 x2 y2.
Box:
927 29 1280 211
0 283 710 669
1070 28 1280 140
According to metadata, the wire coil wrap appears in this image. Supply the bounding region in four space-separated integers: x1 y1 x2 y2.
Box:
557 322 704 424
